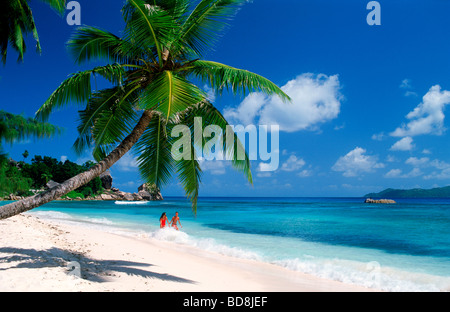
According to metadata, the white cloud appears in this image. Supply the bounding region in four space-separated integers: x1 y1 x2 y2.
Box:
332 147 384 177
384 169 402 178
386 155 398 163
405 157 429 167
116 153 139 172
400 79 418 97
224 73 342 132
223 93 267 126
371 132 385 141
391 85 450 137
60 155 67 162
390 136 415 151
204 85 216 103
256 153 311 177
298 169 313 178
280 155 306 172
384 168 423 179
405 156 450 170
400 79 412 90
424 168 450 180
199 159 227 175
401 156 450 180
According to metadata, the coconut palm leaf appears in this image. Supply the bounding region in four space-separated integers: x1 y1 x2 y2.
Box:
174 101 252 185
140 71 206 118
135 112 174 188
36 64 126 121
39 0 66 15
67 26 146 65
0 110 62 144
0 0 66 64
74 86 139 160
122 0 178 65
174 145 202 213
175 0 245 57
189 60 290 101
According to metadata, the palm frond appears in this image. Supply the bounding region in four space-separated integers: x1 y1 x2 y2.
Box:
174 145 202 214
189 60 290 101
73 86 139 160
0 0 65 64
135 112 174 188
38 0 67 15
176 0 245 57
67 26 145 65
122 0 178 65
36 64 126 121
173 101 252 185
140 71 206 118
149 0 190 22
0 110 62 144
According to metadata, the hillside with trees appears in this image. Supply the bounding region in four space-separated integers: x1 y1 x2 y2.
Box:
365 186 450 198
0 155 103 199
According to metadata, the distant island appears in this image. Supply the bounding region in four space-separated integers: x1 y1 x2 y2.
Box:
365 186 450 198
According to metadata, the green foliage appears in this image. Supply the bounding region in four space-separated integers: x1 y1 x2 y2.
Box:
0 157 33 197
17 155 103 197
0 0 66 64
62 190 85 199
0 110 62 145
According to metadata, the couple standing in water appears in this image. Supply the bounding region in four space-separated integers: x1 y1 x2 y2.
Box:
159 212 182 230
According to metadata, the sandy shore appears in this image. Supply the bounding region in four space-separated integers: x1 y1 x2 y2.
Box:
0 214 375 292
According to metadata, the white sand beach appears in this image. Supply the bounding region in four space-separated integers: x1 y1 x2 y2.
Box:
0 214 375 292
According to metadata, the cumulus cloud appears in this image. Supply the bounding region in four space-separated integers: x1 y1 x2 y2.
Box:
116 153 139 172
384 168 423 179
391 85 450 137
224 73 342 132
390 136 415 151
400 78 417 97
332 147 384 177
383 153 450 180
199 159 227 175
280 155 306 172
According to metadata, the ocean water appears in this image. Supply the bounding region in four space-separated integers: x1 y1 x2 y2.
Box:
6 197 450 291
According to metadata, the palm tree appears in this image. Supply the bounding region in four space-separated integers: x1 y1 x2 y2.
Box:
0 0 66 64
0 0 289 220
0 110 61 169
0 110 62 144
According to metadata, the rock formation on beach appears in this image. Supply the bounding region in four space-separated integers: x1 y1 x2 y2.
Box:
4 170 163 202
364 198 396 204
92 184 163 202
99 171 113 190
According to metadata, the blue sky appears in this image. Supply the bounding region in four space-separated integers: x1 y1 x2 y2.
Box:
3 0 450 197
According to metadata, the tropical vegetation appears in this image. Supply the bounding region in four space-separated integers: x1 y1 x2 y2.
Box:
0 0 67 64
0 154 103 199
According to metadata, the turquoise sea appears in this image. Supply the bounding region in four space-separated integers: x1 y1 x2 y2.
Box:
9 197 450 291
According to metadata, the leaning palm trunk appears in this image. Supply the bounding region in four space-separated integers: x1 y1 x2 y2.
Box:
0 110 153 220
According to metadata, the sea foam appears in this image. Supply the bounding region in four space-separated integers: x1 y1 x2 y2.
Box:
274 257 450 292
149 227 262 261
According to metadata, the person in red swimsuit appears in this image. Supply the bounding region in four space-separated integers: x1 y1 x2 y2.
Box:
159 212 169 228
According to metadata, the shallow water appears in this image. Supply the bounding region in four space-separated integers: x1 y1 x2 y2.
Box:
8 196 449 291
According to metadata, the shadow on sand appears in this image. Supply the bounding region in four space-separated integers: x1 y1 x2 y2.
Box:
0 246 196 284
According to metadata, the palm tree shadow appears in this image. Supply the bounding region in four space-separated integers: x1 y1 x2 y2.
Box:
0 246 196 284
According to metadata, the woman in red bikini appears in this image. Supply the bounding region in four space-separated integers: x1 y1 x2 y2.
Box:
159 212 169 228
